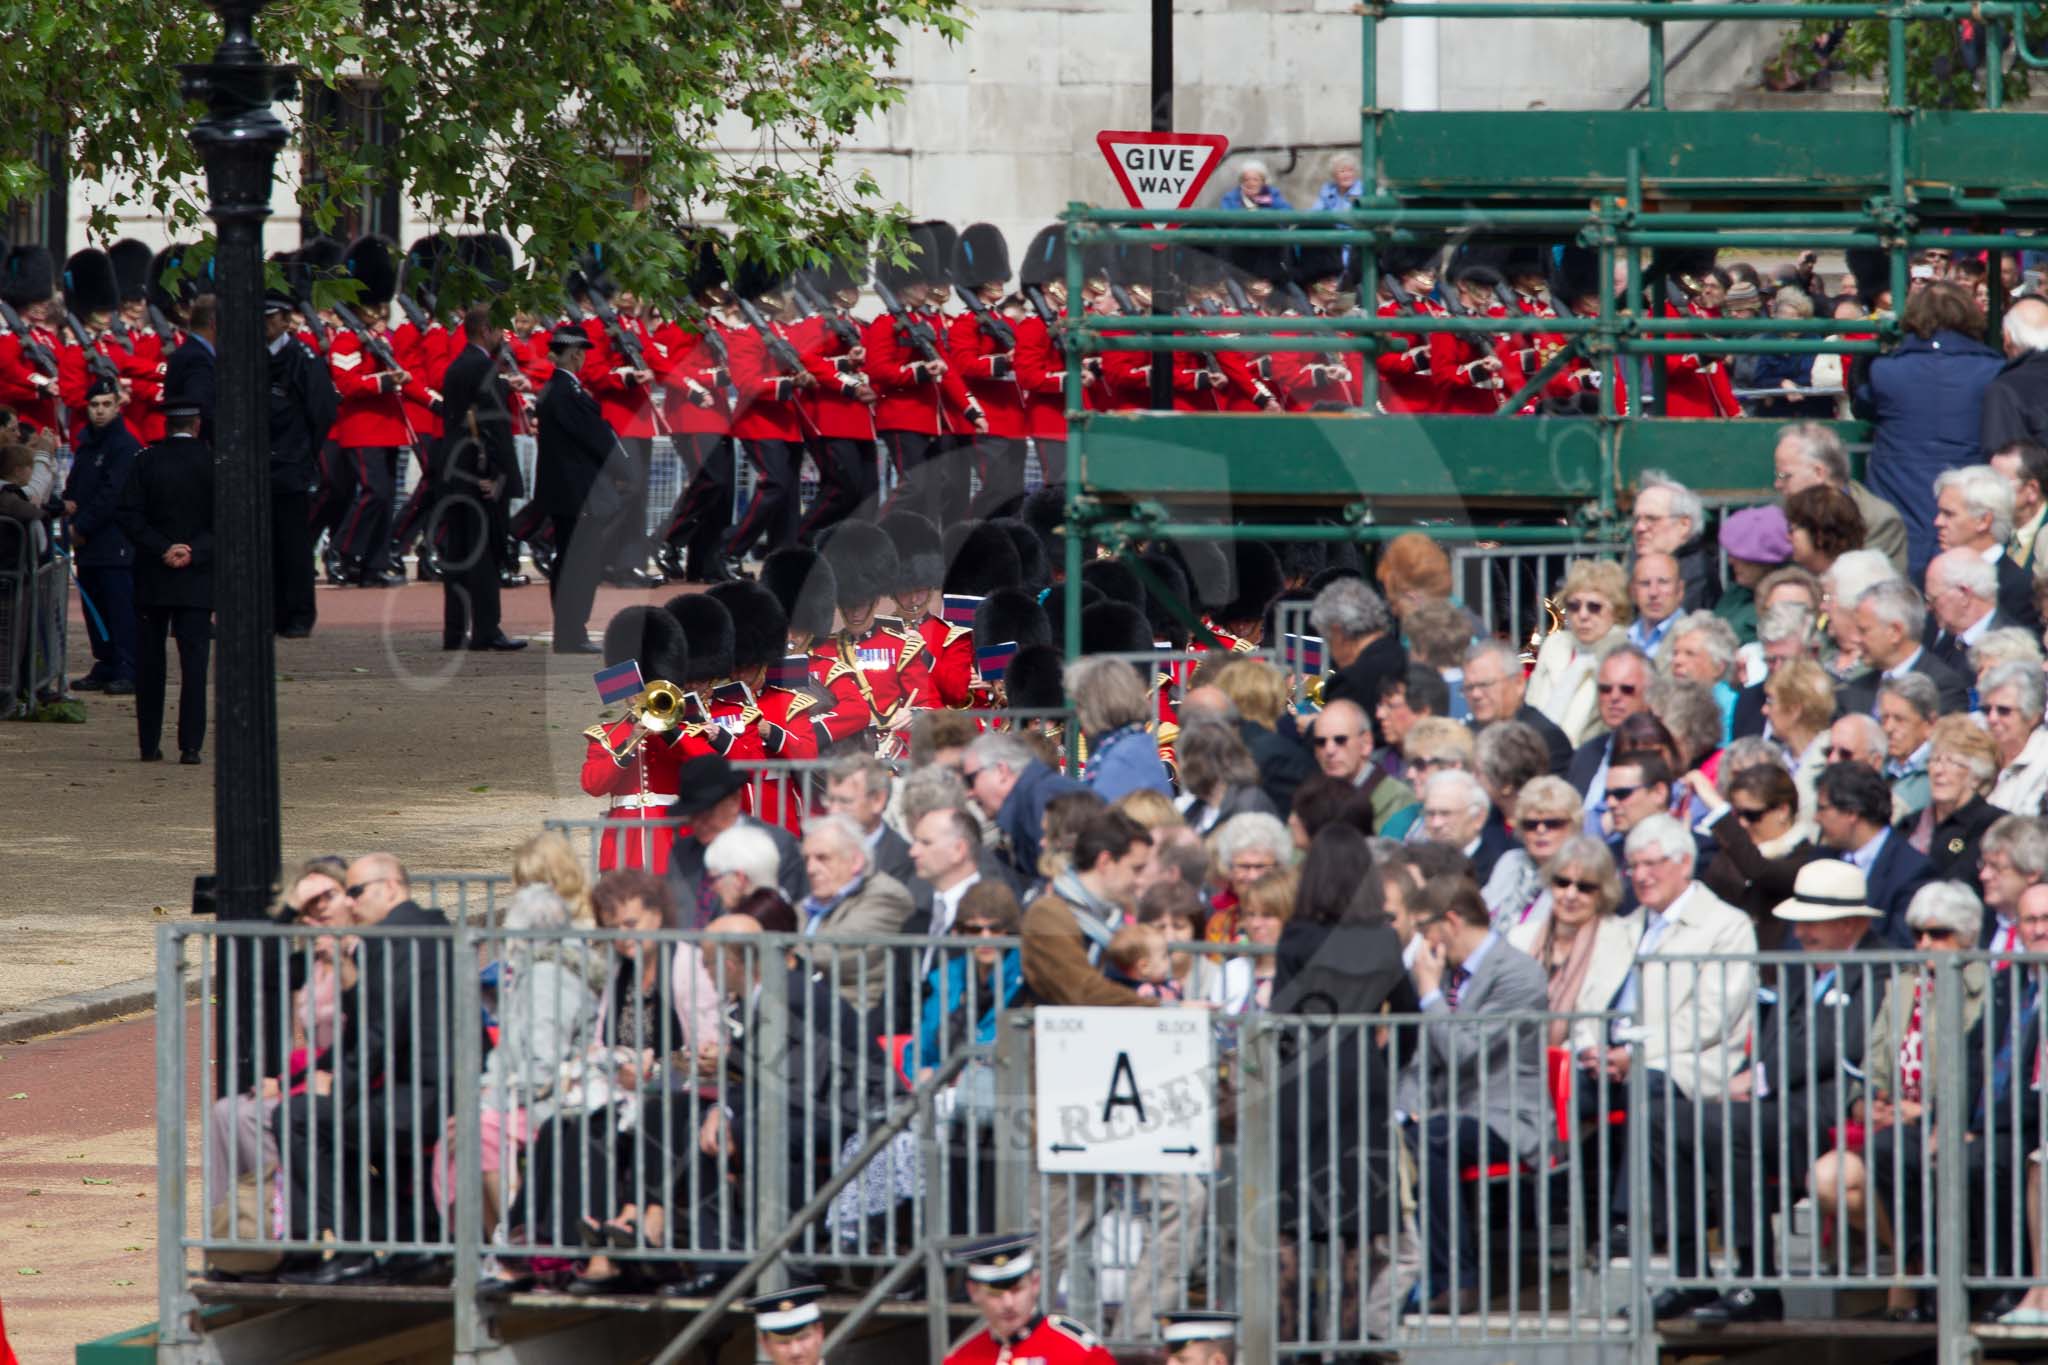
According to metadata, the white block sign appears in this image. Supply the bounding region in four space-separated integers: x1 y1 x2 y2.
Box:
1034 1007 1216 1175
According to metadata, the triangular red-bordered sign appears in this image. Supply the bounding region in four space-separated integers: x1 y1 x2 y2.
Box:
1096 130 1230 228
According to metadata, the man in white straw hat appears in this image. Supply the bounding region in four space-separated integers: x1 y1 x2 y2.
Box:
1663 859 1886 1327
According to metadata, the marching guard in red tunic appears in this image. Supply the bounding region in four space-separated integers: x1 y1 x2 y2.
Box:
944 1235 1116 1365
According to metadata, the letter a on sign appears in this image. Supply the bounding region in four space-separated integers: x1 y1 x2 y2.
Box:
1096 130 1230 229
1102 1051 1147 1125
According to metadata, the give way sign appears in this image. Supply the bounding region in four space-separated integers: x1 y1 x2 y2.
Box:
1096 129 1230 227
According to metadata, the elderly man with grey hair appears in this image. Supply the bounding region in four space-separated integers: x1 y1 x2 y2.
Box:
1981 296 2048 459
1924 545 2010 672
1633 469 1719 611
1310 575 1408 745
1934 463 2042 630
795 812 916 1007
1732 602 1816 740
1463 636 1572 776
961 729 1084 882
1840 578 1970 717
1876 672 1939 820
1422 767 1513 883
1771 420 1907 574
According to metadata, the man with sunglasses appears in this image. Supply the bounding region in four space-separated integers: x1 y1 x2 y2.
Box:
1311 697 1420 837
1666 859 1884 1326
1812 761 1933 945
1567 647 1653 824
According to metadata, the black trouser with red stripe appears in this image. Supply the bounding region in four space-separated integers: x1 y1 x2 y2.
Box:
661 433 735 580
797 435 876 543
335 446 398 574
726 438 801 561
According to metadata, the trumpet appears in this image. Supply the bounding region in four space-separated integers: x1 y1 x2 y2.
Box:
1303 673 1331 710
629 680 687 733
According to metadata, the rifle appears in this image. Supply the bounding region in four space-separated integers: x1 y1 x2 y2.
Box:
0 300 60 378
107 315 137 354
957 285 1016 351
735 296 806 377
330 300 421 447
1021 286 1066 357
581 288 669 434
296 295 331 352
872 279 943 365
146 304 179 345
793 276 862 351
64 313 121 387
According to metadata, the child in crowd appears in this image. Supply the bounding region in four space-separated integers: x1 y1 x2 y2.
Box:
1104 922 1180 1001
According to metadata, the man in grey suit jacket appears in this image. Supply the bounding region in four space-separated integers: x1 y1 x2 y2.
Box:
827 754 918 887
1398 877 1550 1313
796 813 916 1008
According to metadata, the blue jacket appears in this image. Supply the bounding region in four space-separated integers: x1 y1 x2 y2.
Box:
1859 329 2005 577
995 759 1085 880
1220 186 1295 212
1084 723 1172 803
62 419 142 567
1312 180 1362 211
915 950 1023 1071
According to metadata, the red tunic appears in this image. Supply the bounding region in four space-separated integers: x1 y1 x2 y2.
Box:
0 327 65 432
329 328 414 448
864 311 975 436
789 312 874 443
915 614 976 709
943 1314 1117 1365
1010 313 1068 439
390 319 449 441
1374 298 1444 413
726 320 808 443
579 718 718 875
753 683 833 833
581 313 660 438
810 618 937 726
649 319 732 437
801 654 883 750
946 311 1027 439
1657 302 1739 419
110 331 165 442
1429 304 1528 415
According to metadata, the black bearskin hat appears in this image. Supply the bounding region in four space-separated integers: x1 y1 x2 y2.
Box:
819 519 899 611
344 236 399 308
663 592 737 683
453 233 516 304
1081 602 1155 663
951 223 1012 291
761 546 838 643
991 517 1049 596
1378 244 1439 281
1215 541 1286 627
404 234 452 308
973 587 1052 654
1549 245 1603 312
733 255 786 303
62 249 119 317
1844 248 1890 309
879 510 945 593
1137 552 1193 649
1019 226 1065 289
1080 558 1145 611
1166 537 1233 611
0 245 54 307
942 520 1025 598
109 239 153 304
602 606 691 690
705 581 790 675
912 221 957 287
1040 581 1104 636
1003 644 1067 711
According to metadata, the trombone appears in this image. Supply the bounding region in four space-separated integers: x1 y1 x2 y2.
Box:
600 679 688 761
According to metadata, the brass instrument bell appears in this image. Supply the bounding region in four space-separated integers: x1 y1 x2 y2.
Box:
629 679 686 732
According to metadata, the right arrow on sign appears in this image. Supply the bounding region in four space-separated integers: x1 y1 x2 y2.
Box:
1161 1145 1200 1156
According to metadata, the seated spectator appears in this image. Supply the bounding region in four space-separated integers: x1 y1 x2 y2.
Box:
1211 867 1296 1014
1526 558 1630 746
1220 158 1291 211
825 755 915 887
1474 721 1551 829
1818 549 1901 680
664 755 808 921
1838 578 1970 717
1212 658 1319 811
1139 880 1220 1002
1035 789 1109 884
1626 552 1685 656
1403 599 1476 721
1373 663 1450 780
1976 813 2048 954
1808 880 1993 1322
511 830 595 925
1421 767 1511 883
1583 815 1756 1111
1286 771 1379 850
1970 625 2044 694
1106 921 1177 999
1983 660 2048 813
1665 612 1742 745
1898 715 2001 885
1567 644 1655 813
1633 470 1719 611
1206 811 1295 945
439 883 609 1251
1464 638 1571 775
1826 712 1887 779
1935 462 2042 629
1655 860 1887 1325
1989 437 2048 573
908 708 979 774
907 803 988 947
1018 810 1154 1009
1876 673 1938 820
1689 761 1823 949
1766 658 1837 815
1309 697 1419 837
915 880 1024 1073
1812 760 1935 943
1784 484 1865 580
1772 421 1907 575
1483 775 1584 930
1376 531 1454 624
1598 748 1682 862
1174 715 1278 833
1712 506 1793 646
1922 546 2008 673
1312 151 1364 210
1067 655 1171 801
962 730 1086 882
1147 822 1213 901
795 814 917 1008
1508 835 1634 1048
1402 715 1478 813
1309 575 1407 739
1731 602 1817 739
1397 875 1549 1314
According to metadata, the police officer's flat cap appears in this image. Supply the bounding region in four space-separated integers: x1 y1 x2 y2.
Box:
953 1233 1037 1284
744 1283 827 1334
549 322 593 349
1160 1310 1239 1344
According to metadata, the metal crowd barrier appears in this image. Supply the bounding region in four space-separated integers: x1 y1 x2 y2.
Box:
0 521 67 713
1450 540 1626 649
154 924 2048 1362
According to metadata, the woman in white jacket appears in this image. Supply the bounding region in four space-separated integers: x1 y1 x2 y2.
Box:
1507 835 1640 1054
1526 558 1632 747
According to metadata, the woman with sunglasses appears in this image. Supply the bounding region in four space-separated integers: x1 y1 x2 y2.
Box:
1508 835 1636 1049
1807 880 1993 1322
1898 715 2001 885
1527 559 1631 746
1983 660 2048 815
1482 775 1584 930
1688 763 1825 951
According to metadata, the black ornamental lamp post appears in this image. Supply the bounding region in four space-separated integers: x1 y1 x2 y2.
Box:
181 1 293 1095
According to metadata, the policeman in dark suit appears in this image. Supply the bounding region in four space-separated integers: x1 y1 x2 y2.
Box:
162 295 219 443
62 380 141 693
265 290 337 638
433 305 526 652
115 395 214 763
533 323 617 654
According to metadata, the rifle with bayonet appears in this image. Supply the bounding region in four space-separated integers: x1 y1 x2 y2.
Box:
872 279 943 366
580 287 669 435
330 300 420 446
793 276 862 351
63 312 120 387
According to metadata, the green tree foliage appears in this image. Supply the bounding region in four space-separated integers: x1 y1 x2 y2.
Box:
0 0 967 299
1768 7 2048 109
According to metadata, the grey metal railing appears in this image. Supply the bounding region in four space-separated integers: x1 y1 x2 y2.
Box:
1451 541 1626 648
0 522 67 713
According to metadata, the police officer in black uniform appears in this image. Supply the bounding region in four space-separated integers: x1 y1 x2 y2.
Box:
116 393 214 763
533 322 619 653
434 304 527 652
265 289 337 638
